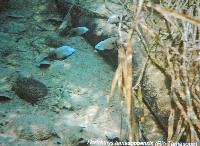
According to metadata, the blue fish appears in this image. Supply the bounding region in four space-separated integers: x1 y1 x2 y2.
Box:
48 45 76 60
95 37 118 51
68 27 89 36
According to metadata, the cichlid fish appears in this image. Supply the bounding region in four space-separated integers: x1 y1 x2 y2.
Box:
59 14 72 31
95 37 118 51
68 26 89 36
107 15 120 24
48 45 76 60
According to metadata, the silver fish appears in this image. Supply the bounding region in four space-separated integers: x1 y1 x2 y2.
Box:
59 14 72 31
68 27 89 36
107 15 120 24
95 37 118 51
48 45 76 60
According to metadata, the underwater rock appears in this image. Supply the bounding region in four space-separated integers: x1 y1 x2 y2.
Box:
12 77 48 103
57 99 73 111
35 53 48 64
48 45 76 60
0 95 11 102
0 134 15 144
6 22 26 34
0 0 8 4
95 37 118 51
76 138 89 146
0 48 12 58
37 60 51 69
5 114 54 141
68 26 89 36
55 0 66 16
106 135 120 143
54 123 86 146
0 0 9 10
45 16 63 26
107 14 132 24
44 36 65 48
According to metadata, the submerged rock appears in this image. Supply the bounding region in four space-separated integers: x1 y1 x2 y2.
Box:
35 53 48 64
12 77 48 103
0 134 15 144
54 123 86 146
0 95 11 102
36 60 51 69
0 48 12 58
48 45 76 60
5 114 54 141
44 36 65 48
6 22 26 34
107 14 132 24
0 0 9 10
